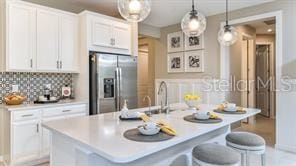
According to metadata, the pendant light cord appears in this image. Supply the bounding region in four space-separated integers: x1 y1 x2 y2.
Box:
226 0 229 26
192 0 195 11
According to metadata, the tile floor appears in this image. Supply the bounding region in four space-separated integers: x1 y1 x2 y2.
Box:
235 115 296 166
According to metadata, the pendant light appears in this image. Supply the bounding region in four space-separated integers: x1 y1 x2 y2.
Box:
181 0 206 37
118 0 151 22
218 0 238 46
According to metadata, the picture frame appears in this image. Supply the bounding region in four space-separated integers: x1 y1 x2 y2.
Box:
167 52 184 73
167 31 184 53
184 50 204 73
184 34 204 51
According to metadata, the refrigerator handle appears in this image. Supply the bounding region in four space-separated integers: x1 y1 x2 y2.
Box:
119 67 123 110
115 68 120 111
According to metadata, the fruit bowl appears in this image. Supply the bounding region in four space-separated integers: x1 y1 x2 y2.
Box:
4 93 26 105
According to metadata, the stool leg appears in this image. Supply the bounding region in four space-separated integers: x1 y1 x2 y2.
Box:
241 153 246 166
261 153 266 166
246 151 250 166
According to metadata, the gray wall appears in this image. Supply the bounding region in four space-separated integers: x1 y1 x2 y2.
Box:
154 0 296 152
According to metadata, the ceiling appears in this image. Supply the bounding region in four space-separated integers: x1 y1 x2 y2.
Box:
246 18 276 35
24 0 274 28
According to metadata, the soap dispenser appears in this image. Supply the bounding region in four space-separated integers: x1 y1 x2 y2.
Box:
121 100 128 111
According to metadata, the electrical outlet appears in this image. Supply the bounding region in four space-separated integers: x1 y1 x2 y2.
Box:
44 84 52 90
12 84 19 92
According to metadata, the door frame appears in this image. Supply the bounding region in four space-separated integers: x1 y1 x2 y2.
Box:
220 10 282 147
256 41 275 119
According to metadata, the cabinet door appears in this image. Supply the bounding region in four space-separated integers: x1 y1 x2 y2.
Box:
36 9 59 72
41 116 66 156
113 22 131 51
59 14 78 72
91 17 113 48
7 3 36 71
12 120 40 162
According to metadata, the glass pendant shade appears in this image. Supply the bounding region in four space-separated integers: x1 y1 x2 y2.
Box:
218 25 238 46
181 10 206 37
118 0 151 22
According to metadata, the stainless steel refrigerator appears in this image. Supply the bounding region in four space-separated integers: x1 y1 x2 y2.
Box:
89 52 138 115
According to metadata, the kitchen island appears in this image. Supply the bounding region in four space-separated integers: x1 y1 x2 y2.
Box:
43 103 260 166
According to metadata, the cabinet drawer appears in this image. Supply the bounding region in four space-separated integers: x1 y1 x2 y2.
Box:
62 104 87 115
12 110 40 122
42 104 87 117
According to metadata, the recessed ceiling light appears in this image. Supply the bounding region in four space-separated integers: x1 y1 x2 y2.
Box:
267 29 273 32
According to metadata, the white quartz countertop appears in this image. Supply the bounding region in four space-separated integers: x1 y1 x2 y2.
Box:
0 100 88 111
43 103 260 163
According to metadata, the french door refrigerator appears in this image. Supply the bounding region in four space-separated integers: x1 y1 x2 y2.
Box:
89 52 138 115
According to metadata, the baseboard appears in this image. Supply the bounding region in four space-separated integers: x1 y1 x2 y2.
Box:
275 144 296 154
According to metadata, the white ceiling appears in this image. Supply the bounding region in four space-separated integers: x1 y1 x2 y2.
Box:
24 0 274 28
247 20 276 35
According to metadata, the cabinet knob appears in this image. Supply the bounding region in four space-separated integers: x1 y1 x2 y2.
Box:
56 61 59 69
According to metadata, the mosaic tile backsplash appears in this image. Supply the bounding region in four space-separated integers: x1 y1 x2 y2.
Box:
0 72 73 104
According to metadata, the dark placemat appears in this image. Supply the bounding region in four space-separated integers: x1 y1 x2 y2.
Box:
214 109 246 114
123 129 174 142
119 116 142 121
183 114 223 124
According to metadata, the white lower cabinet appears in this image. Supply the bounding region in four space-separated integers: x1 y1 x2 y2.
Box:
12 120 40 164
8 103 87 165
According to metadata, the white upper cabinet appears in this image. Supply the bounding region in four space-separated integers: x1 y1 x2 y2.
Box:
86 13 132 55
36 9 59 72
59 14 79 72
7 3 36 71
92 17 113 48
1 1 79 73
113 22 131 50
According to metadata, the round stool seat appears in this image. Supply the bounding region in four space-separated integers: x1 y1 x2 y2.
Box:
226 132 265 150
192 143 240 165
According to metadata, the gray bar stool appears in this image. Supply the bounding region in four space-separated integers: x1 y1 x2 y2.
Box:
226 132 266 166
192 143 240 166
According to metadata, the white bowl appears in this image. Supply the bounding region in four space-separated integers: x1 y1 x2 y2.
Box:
194 111 210 120
138 122 160 135
224 103 237 112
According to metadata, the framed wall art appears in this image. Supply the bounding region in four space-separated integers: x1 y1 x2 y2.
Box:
184 34 204 51
184 50 204 72
167 31 184 53
167 52 184 73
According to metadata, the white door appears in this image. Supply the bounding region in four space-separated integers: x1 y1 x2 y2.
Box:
7 3 36 71
12 120 40 162
36 9 59 72
113 22 131 50
256 45 271 117
91 18 113 48
59 14 78 72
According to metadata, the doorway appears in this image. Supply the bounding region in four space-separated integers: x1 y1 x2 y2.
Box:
226 15 278 146
137 36 156 107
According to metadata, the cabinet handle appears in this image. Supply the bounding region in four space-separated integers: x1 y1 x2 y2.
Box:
110 38 113 45
22 114 33 117
60 61 62 69
62 110 71 112
36 124 39 133
30 59 33 68
56 61 59 69
113 38 115 45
